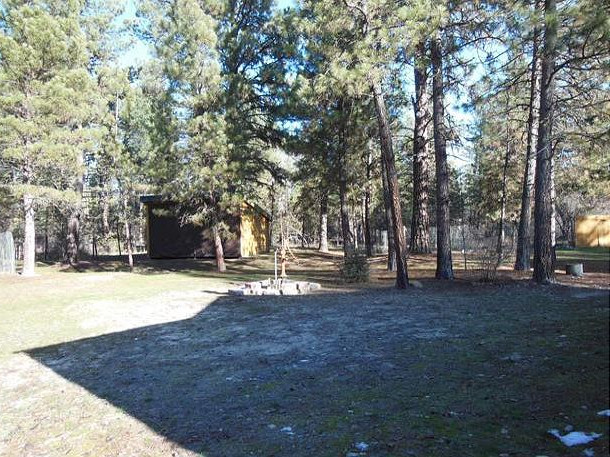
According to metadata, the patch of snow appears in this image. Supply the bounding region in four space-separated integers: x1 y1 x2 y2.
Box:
583 449 594 457
355 442 369 451
596 409 610 417
280 426 294 436
548 429 602 447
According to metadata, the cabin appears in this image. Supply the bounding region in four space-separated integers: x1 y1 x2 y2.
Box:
140 196 271 259
575 215 610 248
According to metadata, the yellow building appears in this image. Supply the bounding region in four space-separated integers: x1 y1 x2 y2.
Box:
239 202 271 257
575 215 610 248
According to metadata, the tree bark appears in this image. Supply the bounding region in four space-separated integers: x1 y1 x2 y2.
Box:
431 35 454 280
380 154 397 271
102 191 111 236
497 108 511 266
533 0 558 284
66 154 84 265
125 220 134 271
116 221 122 256
515 0 543 271
364 149 373 257
66 213 80 265
301 215 306 248
22 194 36 276
123 194 134 271
339 178 355 255
410 42 432 254
319 194 329 253
371 79 408 288
213 224 226 272
44 208 49 262
269 180 275 246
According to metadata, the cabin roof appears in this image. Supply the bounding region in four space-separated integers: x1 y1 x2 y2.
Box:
139 195 271 221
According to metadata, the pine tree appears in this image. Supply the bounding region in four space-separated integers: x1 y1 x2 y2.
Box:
0 1 98 275
410 41 432 254
533 0 558 284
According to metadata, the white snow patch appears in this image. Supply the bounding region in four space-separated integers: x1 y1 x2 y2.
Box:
355 442 369 451
596 409 610 417
582 449 594 457
548 429 602 447
280 426 294 436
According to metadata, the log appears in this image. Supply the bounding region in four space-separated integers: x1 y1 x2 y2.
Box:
566 263 583 277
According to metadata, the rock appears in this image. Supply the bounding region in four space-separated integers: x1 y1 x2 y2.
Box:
280 284 299 295
566 263 584 277
228 288 246 296
296 282 310 292
262 289 280 296
409 280 423 288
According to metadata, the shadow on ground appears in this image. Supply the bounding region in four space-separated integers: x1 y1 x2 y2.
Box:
24 285 609 456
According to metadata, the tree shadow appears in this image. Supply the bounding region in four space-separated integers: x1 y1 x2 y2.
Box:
21 281 610 456
23 291 392 456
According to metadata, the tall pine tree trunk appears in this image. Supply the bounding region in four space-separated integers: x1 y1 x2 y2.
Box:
122 194 134 271
381 155 397 271
533 0 557 284
431 35 454 280
371 79 408 288
339 178 355 255
66 213 80 265
269 180 276 246
22 194 36 277
66 153 84 265
411 42 432 254
124 220 134 271
364 148 373 257
102 191 111 235
213 224 226 273
497 115 512 265
515 0 543 271
319 194 329 253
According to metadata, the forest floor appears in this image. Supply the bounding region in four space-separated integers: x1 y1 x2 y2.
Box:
0 248 608 456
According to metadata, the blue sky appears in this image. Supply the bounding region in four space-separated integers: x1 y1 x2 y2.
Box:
117 0 296 67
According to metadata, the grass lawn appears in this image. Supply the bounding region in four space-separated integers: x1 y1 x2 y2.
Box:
0 250 608 456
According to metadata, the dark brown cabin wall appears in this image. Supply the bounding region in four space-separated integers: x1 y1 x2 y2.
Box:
146 202 240 259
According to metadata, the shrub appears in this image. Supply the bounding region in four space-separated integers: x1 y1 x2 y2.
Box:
340 251 369 283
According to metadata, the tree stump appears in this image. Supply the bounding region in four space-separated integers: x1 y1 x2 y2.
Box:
566 263 584 277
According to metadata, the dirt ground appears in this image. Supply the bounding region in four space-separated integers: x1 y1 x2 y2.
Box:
0 251 608 456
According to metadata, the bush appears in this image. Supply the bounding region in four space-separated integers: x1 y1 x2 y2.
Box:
340 251 369 283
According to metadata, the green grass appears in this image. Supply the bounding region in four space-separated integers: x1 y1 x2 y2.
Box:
556 246 610 261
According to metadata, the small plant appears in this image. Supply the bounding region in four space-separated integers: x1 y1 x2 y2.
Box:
340 251 369 283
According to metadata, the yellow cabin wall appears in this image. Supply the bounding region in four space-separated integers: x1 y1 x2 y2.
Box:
240 203 270 257
575 215 610 248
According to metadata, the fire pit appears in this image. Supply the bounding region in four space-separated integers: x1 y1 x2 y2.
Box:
228 278 321 296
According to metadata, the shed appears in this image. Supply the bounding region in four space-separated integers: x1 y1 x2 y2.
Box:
575 215 610 248
140 196 271 259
